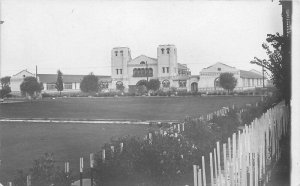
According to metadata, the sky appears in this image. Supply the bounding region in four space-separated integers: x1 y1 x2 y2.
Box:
0 0 283 77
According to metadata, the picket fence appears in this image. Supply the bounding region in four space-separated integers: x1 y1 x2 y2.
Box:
192 102 289 186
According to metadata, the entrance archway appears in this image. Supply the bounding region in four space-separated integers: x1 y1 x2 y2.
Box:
191 82 198 92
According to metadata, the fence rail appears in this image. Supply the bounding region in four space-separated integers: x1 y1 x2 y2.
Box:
193 102 289 186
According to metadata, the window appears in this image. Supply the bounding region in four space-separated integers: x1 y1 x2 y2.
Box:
64 83 72 89
115 51 118 56
179 80 186 87
161 48 165 54
166 48 170 54
100 81 109 89
162 67 165 73
162 80 170 88
217 68 221 71
166 67 169 73
116 69 119 75
140 61 145 65
120 69 122 74
46 83 56 90
252 79 254 86
133 68 137 77
120 50 123 56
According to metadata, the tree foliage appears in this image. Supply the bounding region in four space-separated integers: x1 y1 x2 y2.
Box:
0 76 11 98
13 153 72 186
116 83 125 92
147 79 160 92
55 70 64 95
20 77 43 97
219 73 237 93
80 73 99 93
250 33 291 103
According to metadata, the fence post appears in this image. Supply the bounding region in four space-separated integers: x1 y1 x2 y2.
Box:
198 168 203 186
80 157 83 186
26 175 31 186
90 153 95 186
202 156 207 186
102 149 106 163
213 148 218 185
210 153 214 186
223 143 227 186
193 165 198 186
216 142 222 186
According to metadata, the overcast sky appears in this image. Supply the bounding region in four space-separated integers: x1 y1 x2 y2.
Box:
0 0 283 77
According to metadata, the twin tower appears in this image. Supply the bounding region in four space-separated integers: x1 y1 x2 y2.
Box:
111 45 178 83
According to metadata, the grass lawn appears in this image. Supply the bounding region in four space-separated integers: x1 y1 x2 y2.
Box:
0 96 261 183
0 96 261 120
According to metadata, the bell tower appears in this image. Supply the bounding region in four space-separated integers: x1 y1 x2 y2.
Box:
157 44 178 78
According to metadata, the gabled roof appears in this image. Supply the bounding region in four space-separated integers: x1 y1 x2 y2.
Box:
203 62 236 70
38 74 111 83
240 70 263 79
130 55 157 62
13 69 35 77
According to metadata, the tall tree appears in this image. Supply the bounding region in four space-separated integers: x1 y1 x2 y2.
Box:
250 33 291 103
55 70 64 96
219 73 237 94
80 73 99 93
147 79 160 92
0 76 11 98
20 76 43 98
1 76 11 88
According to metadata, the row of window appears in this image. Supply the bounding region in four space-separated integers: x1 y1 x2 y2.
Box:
133 68 153 77
116 69 123 75
46 83 73 90
161 48 176 55
242 78 264 87
162 67 169 73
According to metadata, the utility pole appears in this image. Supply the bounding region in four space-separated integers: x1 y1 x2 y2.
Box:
146 61 148 82
36 65 38 79
262 66 265 88
0 0 4 78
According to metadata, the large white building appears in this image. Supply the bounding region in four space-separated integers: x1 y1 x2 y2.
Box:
198 62 267 92
9 45 268 94
110 44 199 92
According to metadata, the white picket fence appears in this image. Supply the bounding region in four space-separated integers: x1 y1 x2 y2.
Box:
193 102 289 186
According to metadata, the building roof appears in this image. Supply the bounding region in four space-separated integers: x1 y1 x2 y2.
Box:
38 74 111 83
203 62 236 70
240 70 263 79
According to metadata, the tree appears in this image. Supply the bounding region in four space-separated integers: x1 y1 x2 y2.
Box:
219 73 237 94
116 84 125 92
136 80 148 95
250 33 291 103
80 73 99 93
55 70 63 96
1 76 10 87
147 79 160 92
0 76 11 98
20 76 43 97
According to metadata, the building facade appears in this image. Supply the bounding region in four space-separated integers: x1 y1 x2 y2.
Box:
198 62 267 92
110 44 198 92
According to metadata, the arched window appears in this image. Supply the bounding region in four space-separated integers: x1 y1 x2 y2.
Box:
133 68 137 77
115 51 118 56
161 48 165 54
116 81 123 86
141 68 145 76
162 80 170 88
166 48 170 54
149 68 153 76
120 50 123 56
137 68 141 77
214 77 220 88
140 61 145 65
